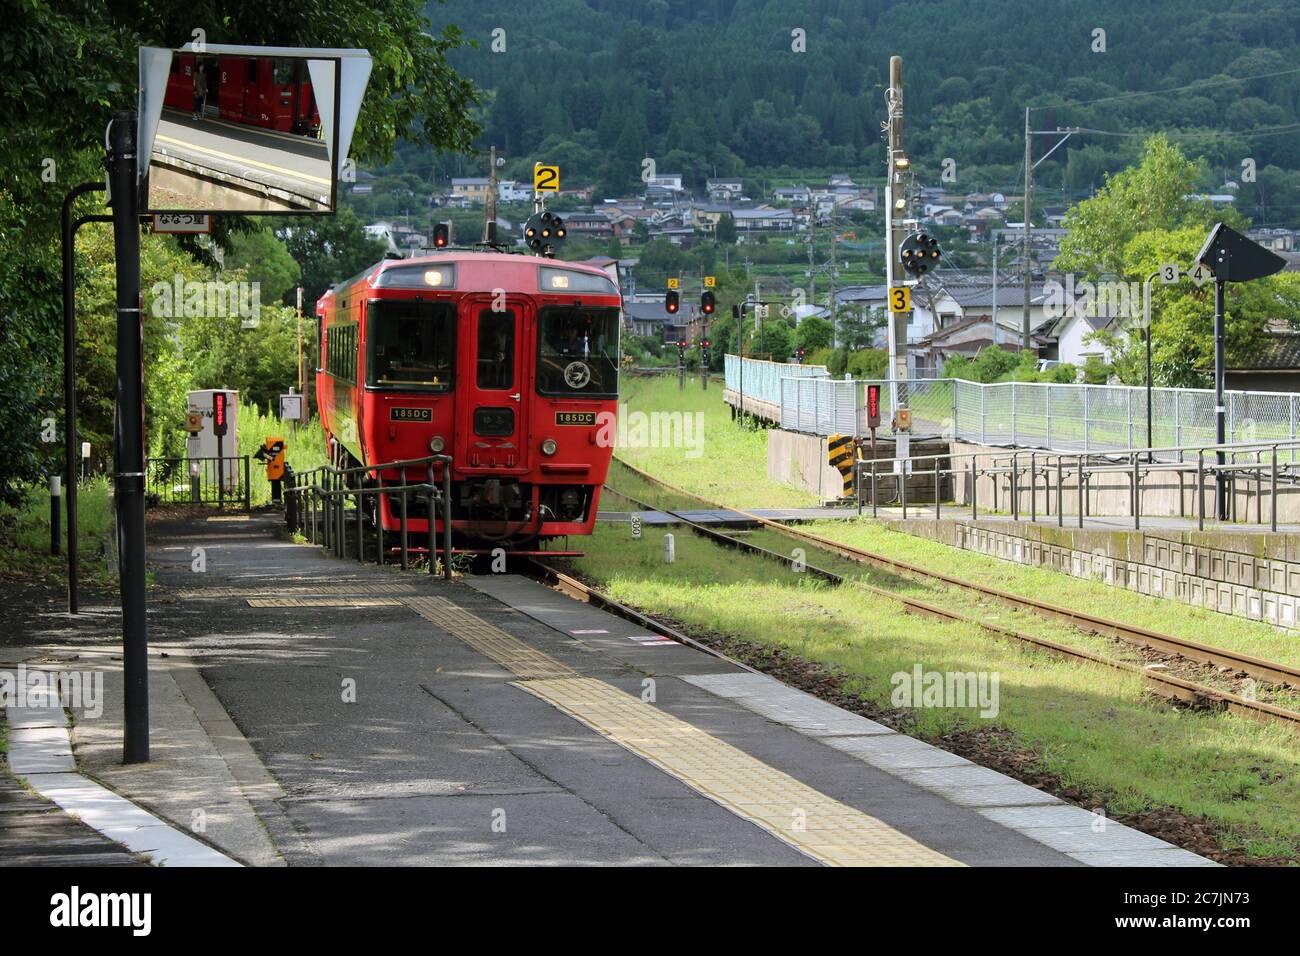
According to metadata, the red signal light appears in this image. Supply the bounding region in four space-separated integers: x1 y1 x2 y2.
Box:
212 392 228 436
665 289 679 314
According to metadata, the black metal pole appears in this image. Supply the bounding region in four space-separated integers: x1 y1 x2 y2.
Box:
442 462 453 581
61 182 107 614
1145 327 1153 461
1214 276 1227 520
109 110 148 764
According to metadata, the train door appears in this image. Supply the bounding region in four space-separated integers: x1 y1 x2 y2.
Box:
242 57 261 123
456 297 530 472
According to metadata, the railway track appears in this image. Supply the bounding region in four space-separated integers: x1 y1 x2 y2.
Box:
602 461 1300 733
610 457 1300 692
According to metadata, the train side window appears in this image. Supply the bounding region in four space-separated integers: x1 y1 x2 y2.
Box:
366 301 455 391
476 310 514 390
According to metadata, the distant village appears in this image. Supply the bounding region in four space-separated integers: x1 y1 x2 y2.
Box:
358 172 1300 383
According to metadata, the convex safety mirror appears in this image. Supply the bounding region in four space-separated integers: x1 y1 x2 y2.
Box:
138 44 372 214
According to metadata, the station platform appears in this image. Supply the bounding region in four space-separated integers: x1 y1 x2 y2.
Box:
7 512 1216 867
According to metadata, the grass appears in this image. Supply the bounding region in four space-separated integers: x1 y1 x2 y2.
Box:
568 521 1300 859
796 518 1300 672
0 477 117 587
615 374 818 509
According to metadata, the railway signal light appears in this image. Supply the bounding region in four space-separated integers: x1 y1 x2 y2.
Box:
212 391 228 437
433 221 450 248
900 231 941 277
524 211 567 257
795 348 806 363
665 289 679 314
700 290 716 315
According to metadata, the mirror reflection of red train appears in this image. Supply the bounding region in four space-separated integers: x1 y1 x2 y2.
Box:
315 252 622 549
164 53 321 136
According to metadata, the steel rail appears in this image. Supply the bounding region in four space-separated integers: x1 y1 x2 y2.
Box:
610 456 1300 694
601 479 1300 733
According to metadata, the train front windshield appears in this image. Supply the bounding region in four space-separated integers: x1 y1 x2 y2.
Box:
536 307 620 397
367 301 456 390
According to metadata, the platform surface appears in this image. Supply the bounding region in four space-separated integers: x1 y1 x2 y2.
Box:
8 511 1215 867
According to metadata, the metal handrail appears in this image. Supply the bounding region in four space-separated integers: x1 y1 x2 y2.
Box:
853 437 1299 532
283 453 454 579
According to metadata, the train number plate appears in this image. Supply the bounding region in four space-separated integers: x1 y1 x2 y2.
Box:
390 407 432 422
555 411 597 426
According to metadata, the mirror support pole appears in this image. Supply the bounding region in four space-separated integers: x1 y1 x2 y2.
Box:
61 182 107 615
109 110 149 764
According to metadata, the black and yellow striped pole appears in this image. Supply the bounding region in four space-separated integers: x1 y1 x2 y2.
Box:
827 434 857 499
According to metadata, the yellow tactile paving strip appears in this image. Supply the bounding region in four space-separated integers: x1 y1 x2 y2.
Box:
180 584 419 598
402 594 960 867
246 597 405 608
521 677 961 867
403 596 577 680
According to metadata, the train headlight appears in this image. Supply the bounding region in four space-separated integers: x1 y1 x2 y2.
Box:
429 436 445 453
541 438 558 456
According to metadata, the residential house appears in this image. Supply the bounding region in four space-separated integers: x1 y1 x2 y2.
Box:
1225 326 1300 392
733 205 796 232
706 177 744 202
911 282 1056 375
689 203 731 233
451 177 492 204
773 185 811 205
1035 292 1121 368
565 212 616 238
962 206 1005 238
497 180 532 203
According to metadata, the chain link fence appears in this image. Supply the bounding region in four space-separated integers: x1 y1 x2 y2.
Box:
724 356 1300 458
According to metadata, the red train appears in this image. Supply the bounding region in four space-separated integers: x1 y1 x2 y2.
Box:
164 53 321 135
315 251 622 548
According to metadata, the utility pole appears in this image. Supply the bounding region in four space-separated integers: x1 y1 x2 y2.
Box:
884 55 909 463
991 238 999 329
483 145 499 244
1021 106 1033 350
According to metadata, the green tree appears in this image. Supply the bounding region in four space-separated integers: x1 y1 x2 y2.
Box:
1055 135 1233 279
1 0 479 499
224 228 302 305
715 213 737 245
276 208 387 306
796 315 834 352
